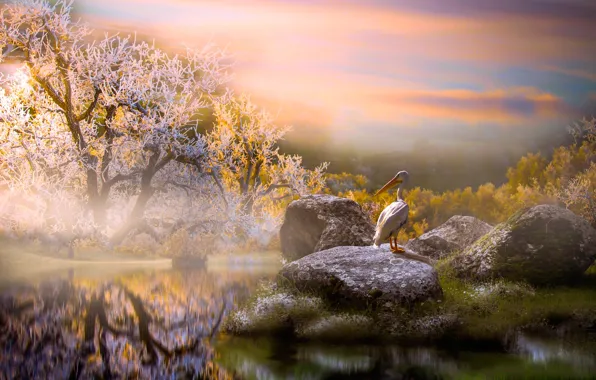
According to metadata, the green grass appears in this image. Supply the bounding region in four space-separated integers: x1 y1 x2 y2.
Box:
412 261 596 341
220 262 596 378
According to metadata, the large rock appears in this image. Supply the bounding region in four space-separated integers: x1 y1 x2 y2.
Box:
451 205 596 285
405 215 492 260
279 195 375 261
279 245 443 308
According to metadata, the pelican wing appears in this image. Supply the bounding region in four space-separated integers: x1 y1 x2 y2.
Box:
373 200 409 246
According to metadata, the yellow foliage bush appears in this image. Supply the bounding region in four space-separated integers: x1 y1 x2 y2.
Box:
326 131 596 240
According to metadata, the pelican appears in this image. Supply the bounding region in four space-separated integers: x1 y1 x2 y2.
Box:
373 170 410 253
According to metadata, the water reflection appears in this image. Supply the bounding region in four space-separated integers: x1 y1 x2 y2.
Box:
0 273 239 378
512 333 596 370
215 338 462 380
0 248 277 379
215 335 596 379
298 347 374 373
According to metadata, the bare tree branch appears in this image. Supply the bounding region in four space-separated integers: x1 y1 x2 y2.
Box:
76 88 101 122
258 183 292 197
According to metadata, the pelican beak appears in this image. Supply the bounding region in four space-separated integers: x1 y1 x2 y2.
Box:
374 177 402 196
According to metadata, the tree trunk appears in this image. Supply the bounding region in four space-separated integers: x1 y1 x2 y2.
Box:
82 161 106 226
110 151 167 245
242 196 255 215
110 176 155 246
130 183 156 222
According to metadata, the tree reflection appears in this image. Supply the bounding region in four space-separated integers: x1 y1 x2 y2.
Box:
0 277 239 379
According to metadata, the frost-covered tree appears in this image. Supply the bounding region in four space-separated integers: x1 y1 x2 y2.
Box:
90 41 229 244
0 72 91 249
0 0 229 247
207 94 328 217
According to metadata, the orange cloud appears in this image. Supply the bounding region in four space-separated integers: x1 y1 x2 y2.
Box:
368 87 574 124
247 85 574 134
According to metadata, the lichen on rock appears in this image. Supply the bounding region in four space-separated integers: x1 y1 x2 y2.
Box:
279 245 443 308
450 204 596 285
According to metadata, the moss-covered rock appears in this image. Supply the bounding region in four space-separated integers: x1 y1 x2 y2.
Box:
223 262 596 347
450 204 596 285
405 215 493 260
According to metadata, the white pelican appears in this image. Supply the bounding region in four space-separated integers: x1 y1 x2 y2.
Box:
372 171 434 265
373 170 410 253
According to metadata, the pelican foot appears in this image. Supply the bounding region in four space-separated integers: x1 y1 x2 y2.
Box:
391 246 405 253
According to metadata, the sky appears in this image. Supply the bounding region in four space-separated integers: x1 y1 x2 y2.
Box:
71 0 596 151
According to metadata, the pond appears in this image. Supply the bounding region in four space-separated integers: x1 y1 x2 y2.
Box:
1 243 596 379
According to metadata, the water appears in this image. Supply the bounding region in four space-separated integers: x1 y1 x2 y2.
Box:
1 245 596 379
216 336 596 379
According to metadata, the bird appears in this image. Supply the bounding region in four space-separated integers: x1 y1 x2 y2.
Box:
373 170 410 253
373 171 434 266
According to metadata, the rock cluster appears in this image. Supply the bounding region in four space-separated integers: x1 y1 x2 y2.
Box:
227 196 596 344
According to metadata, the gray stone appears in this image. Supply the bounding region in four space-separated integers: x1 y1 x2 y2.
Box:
279 245 443 308
405 215 492 260
279 195 375 261
451 205 596 285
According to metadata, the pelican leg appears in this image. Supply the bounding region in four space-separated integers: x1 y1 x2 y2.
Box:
390 236 405 253
389 235 395 250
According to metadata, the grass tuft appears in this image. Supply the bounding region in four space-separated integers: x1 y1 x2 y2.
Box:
410 260 596 341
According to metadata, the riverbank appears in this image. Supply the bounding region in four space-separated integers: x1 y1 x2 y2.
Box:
223 261 596 348
0 240 171 288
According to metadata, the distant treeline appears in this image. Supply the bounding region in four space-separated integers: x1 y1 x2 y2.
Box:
321 120 596 242
278 122 576 193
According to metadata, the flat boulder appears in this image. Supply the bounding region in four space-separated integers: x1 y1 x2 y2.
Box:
405 215 492 260
451 205 596 285
279 245 443 308
279 195 375 261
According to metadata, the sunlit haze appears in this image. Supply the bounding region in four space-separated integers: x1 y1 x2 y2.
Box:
2 1 596 378
74 0 596 152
